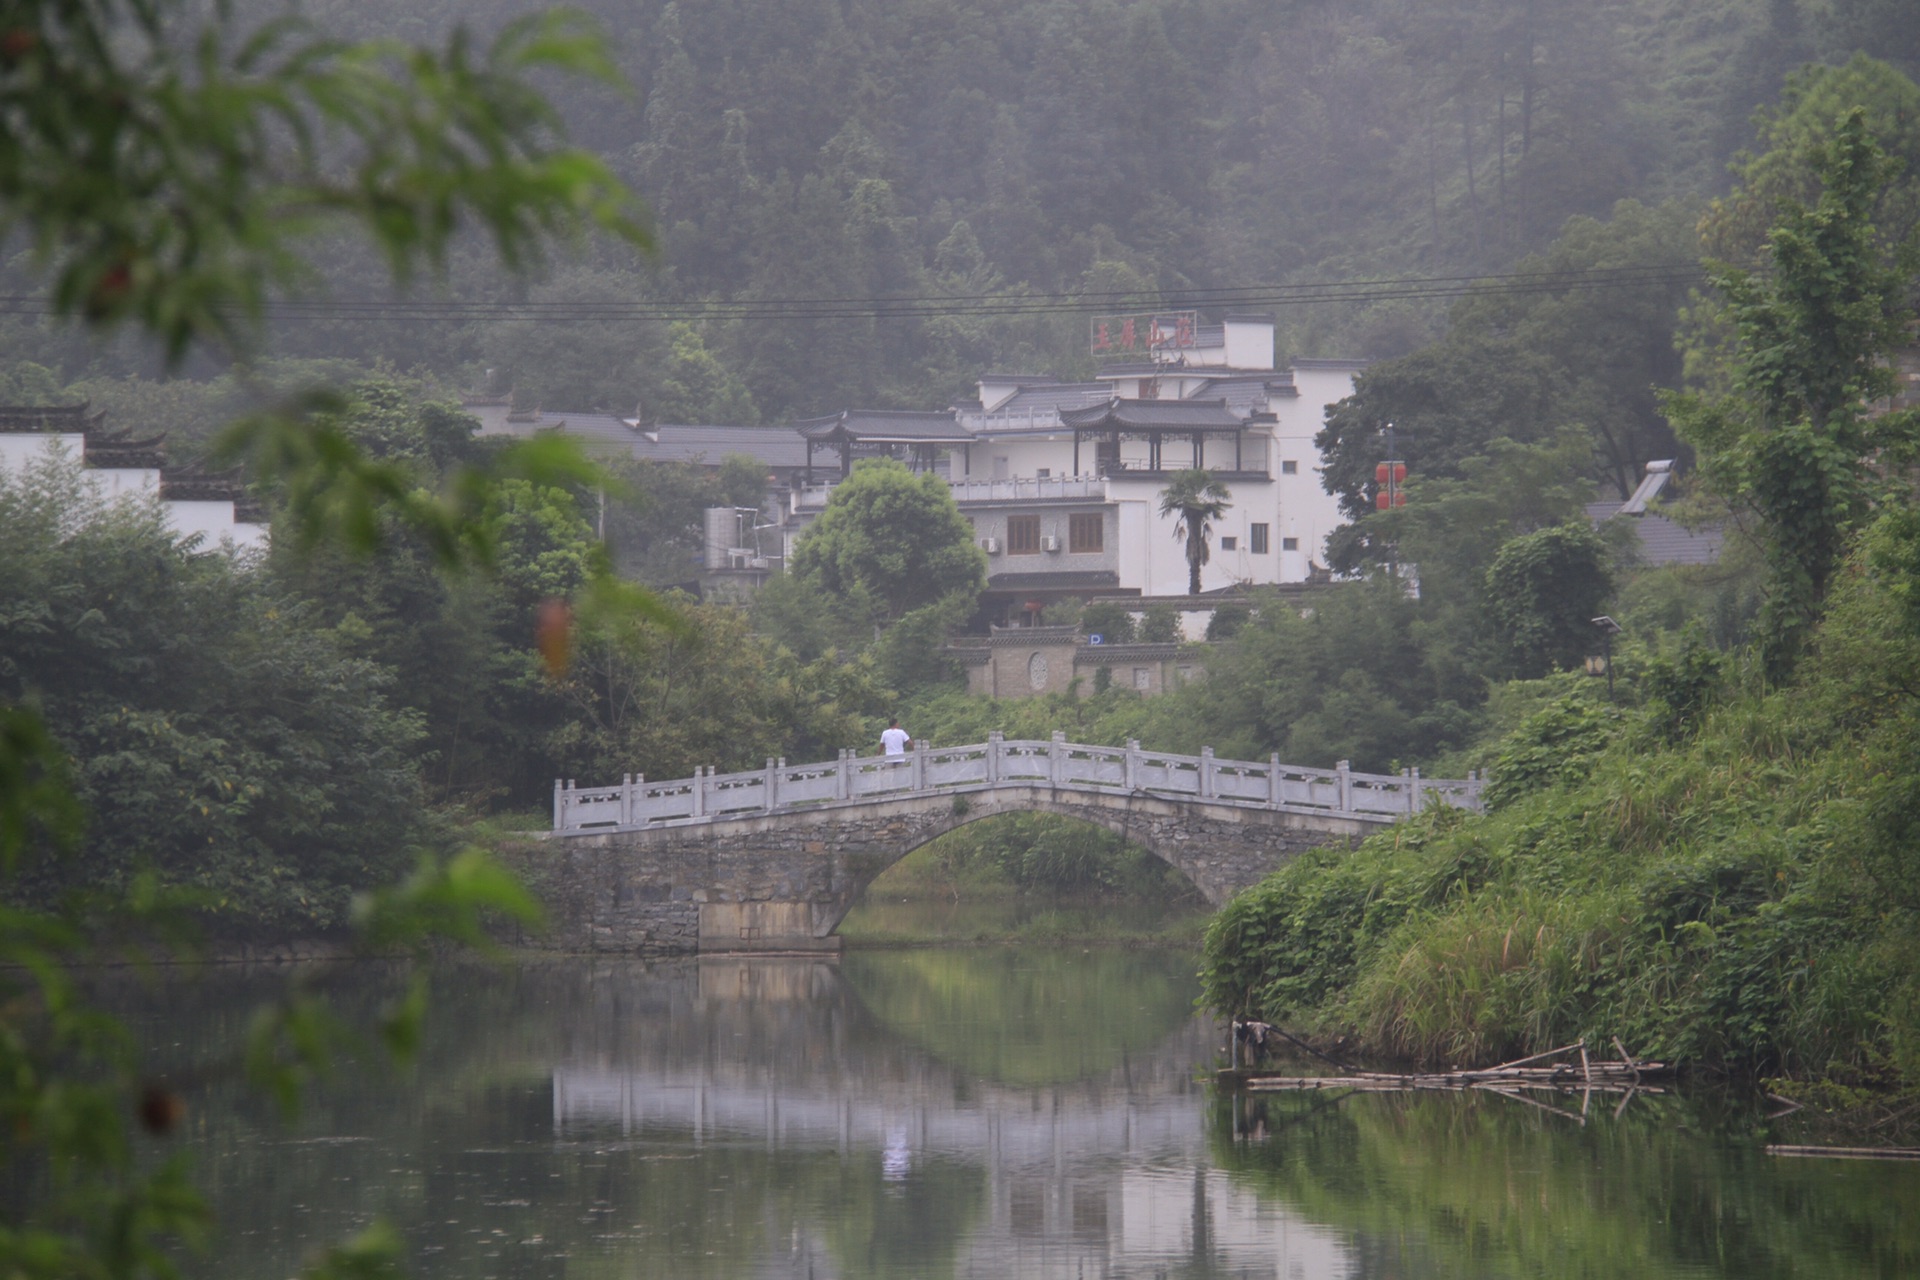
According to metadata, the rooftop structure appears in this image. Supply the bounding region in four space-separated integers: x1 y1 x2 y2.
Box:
0 403 266 550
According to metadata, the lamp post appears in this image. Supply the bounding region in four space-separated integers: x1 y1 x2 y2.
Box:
1591 615 1623 700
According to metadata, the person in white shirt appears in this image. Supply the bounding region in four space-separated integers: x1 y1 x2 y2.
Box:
880 719 911 759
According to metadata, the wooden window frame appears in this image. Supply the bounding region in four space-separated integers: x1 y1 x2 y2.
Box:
1250 523 1269 554
1068 512 1103 553
1006 514 1042 555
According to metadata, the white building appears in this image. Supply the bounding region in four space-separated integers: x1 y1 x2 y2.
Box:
470 312 1363 624
0 404 268 551
791 314 1360 626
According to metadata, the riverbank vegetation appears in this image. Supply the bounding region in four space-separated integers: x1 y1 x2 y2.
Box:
1201 105 1920 1089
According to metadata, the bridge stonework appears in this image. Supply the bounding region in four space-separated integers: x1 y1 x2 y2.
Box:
518 785 1391 955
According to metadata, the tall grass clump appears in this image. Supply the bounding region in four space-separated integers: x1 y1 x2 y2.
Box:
1202 512 1920 1085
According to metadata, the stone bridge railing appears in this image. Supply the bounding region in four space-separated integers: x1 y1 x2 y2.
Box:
552 733 1483 834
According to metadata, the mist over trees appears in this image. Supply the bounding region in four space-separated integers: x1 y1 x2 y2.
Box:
7 0 1915 426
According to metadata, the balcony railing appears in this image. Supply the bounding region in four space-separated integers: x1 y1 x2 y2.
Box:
947 475 1105 503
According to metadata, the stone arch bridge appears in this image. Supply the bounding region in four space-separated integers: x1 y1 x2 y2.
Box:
531 734 1482 954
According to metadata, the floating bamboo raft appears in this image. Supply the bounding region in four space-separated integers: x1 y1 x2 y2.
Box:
1237 1038 1669 1100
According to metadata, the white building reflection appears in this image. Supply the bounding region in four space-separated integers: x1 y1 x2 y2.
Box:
550 958 1352 1279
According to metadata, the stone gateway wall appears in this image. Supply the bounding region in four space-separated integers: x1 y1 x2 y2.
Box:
514 786 1389 955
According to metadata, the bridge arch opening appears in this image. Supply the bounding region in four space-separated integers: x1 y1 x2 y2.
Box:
835 809 1208 944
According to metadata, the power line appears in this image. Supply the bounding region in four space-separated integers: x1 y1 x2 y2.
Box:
0 263 1707 324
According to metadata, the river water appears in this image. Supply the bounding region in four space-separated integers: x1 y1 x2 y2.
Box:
126 949 1917 1279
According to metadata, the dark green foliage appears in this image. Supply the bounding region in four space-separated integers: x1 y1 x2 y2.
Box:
789 459 986 622
1669 107 1920 678
1185 580 1483 770
1079 600 1136 644
1480 694 1617 810
869 592 975 693
1484 522 1617 677
1 462 426 930
1202 505 1920 1082
1137 603 1180 644
1641 628 1727 741
927 813 1200 898
1204 602 1250 641
548 594 891 784
1317 200 1698 534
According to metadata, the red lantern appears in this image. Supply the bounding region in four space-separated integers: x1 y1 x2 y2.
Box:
1374 462 1407 484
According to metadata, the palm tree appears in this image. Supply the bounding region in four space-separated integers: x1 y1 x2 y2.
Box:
1158 470 1232 595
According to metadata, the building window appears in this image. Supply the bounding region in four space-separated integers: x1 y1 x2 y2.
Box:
1282 536 1299 551
1007 514 1041 555
1281 459 1298 475
1133 667 1152 690
1069 511 1103 553
1220 536 1237 551
1036 467 1051 479
1250 523 1269 554
1138 378 1159 400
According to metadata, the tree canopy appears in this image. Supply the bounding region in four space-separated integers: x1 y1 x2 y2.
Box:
789 459 986 621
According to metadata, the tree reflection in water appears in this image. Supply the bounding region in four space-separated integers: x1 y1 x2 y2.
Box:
103 954 1920 1280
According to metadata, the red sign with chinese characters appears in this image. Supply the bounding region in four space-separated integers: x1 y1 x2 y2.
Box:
1090 311 1199 355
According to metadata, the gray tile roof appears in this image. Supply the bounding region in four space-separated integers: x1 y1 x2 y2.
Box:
795 409 971 443
1587 502 1724 566
647 425 809 468
521 412 810 468
1193 375 1297 416
987 383 1109 419
528 412 645 456
1058 398 1247 431
0 403 104 433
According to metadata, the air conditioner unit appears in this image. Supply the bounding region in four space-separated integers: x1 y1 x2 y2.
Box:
981 537 1000 554
748 557 769 570
727 549 754 569
1041 535 1061 552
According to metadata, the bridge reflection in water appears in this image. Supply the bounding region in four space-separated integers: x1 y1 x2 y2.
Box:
548 957 1354 1279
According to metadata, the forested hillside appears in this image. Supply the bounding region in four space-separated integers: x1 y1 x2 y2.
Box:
4 0 1916 425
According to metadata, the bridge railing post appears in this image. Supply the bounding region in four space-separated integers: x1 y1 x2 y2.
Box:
1409 766 1422 813
1049 730 1065 787
1200 746 1215 799
1336 760 1352 812
692 766 707 819
986 732 1002 786
912 740 927 792
837 749 851 801
1124 739 1139 791
553 778 564 830
1268 754 1282 808
765 758 778 812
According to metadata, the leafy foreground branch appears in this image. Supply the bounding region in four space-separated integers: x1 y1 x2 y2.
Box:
2 1 655 1277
